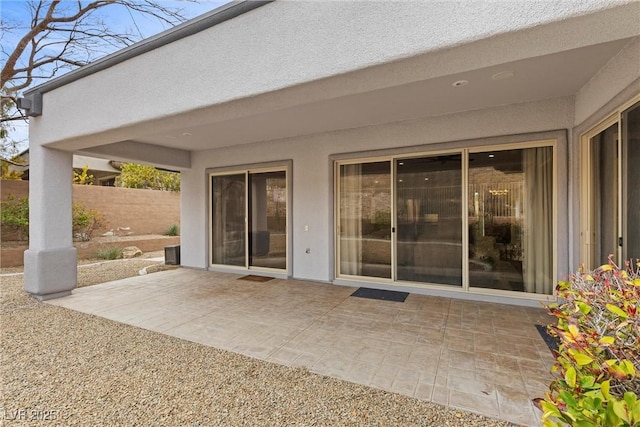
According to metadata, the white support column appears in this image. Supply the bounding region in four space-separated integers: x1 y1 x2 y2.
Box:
180 168 207 269
24 145 77 300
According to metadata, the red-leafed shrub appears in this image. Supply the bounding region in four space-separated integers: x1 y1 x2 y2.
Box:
536 259 640 426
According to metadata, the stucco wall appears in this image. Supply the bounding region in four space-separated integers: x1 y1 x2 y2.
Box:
1 180 180 240
575 37 640 127
181 96 574 284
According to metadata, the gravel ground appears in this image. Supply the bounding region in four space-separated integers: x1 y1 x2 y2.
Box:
1 262 514 426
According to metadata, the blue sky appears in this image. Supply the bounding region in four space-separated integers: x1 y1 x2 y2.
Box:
1 0 231 151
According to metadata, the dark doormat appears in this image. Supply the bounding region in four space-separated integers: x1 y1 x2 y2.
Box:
238 275 274 282
535 324 560 355
351 287 409 302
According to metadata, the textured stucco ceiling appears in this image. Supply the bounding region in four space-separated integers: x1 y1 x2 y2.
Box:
127 38 633 152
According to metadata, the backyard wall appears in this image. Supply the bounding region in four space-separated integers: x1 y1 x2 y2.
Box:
1 180 180 239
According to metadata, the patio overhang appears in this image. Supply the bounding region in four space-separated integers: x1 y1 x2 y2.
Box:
23 1 639 164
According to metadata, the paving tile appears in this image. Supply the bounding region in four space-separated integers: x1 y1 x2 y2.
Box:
312 354 353 379
476 367 525 389
431 386 449 406
347 361 378 385
391 375 418 396
447 374 496 398
434 369 449 387
497 385 541 426
445 336 475 352
291 351 324 368
449 389 500 419
448 367 476 380
357 346 387 365
444 328 475 340
374 362 401 381
474 351 497 370
266 347 302 365
369 374 395 392
414 381 434 400
415 328 445 343
447 349 476 370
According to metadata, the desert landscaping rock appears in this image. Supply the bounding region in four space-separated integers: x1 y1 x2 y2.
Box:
122 246 143 258
1 261 512 426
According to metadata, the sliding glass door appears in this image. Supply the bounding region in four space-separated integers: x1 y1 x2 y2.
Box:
587 123 619 265
396 155 462 285
468 147 553 294
211 168 287 271
336 142 555 296
622 102 640 261
583 100 640 267
249 171 287 269
211 174 246 266
338 161 392 279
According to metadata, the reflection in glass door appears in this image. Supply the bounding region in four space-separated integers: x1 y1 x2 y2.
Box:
396 155 462 285
249 171 287 269
338 161 391 279
211 174 246 266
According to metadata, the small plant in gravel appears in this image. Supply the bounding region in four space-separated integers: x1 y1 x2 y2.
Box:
536 258 640 426
164 224 179 236
96 246 123 260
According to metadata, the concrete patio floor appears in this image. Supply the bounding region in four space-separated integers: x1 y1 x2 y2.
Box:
47 268 555 426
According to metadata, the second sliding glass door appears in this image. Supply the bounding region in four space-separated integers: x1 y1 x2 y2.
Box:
211 169 287 271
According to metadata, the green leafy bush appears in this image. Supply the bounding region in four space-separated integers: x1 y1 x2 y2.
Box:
164 224 179 236
1 196 105 242
115 163 180 192
0 194 29 240
72 202 105 241
73 165 95 185
537 259 640 426
95 246 123 260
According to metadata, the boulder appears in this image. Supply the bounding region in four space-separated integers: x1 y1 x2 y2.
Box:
122 246 143 258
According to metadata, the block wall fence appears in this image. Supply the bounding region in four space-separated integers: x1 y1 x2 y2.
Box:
1 180 180 240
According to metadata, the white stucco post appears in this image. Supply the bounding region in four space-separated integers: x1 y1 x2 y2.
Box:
180 167 207 269
23 144 77 300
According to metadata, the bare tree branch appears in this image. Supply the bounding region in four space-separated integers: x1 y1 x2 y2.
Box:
1 0 196 155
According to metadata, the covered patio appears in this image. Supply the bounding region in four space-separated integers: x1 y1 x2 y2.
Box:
48 268 555 426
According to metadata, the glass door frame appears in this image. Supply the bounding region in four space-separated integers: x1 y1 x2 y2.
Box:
209 165 289 275
580 94 640 269
334 141 557 300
